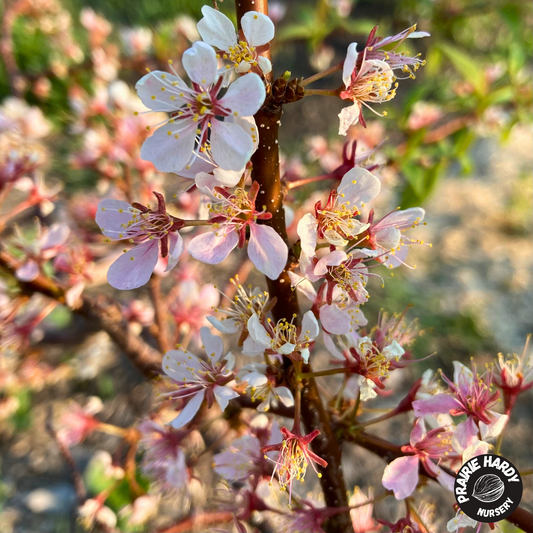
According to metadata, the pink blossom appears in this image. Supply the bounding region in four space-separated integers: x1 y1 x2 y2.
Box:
350 487 379 532
213 435 266 481
162 327 239 428
324 333 404 400
243 310 319 363
297 167 381 255
407 101 443 131
57 397 102 446
366 206 426 268
189 182 288 280
236 362 294 411
138 420 190 489
197 6 275 78
382 418 456 499
136 41 265 173
261 427 328 504
96 192 184 290
11 220 69 282
339 26 428 132
413 361 508 450
288 271 367 335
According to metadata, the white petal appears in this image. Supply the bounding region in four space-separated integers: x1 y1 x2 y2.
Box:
247 313 272 347
242 333 267 356
206 316 239 334
135 70 187 111
257 55 272 75
218 73 265 117
170 390 205 428
140 124 196 173
182 42 218 87
314 250 347 276
338 103 360 136
241 12 275 47
320 305 351 335
338 167 381 207
210 119 254 172
342 42 358 88
300 310 319 339
248 223 288 280
95 199 135 239
375 207 425 230
382 340 404 359
200 327 224 360
275 386 294 407
214 385 240 412
480 412 508 440
287 271 317 302
197 6 237 51
188 227 239 264
323 332 345 360
297 213 318 257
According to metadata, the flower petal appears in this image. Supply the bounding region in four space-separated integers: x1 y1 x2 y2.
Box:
207 315 240 334
164 232 184 272
288 271 317 302
338 103 360 136
412 394 460 417
135 70 187 112
297 212 318 257
257 55 272 75
342 42 358 88
16 260 39 282
248 223 288 280
210 120 254 172
188 227 239 264
182 41 218 87
275 386 294 407
96 199 135 239
218 73 266 117
140 123 197 173
107 240 159 290
338 167 381 207
170 389 205 428
42 223 69 249
197 6 237 51
241 11 275 47
320 304 351 335
314 250 347 276
214 385 240 412
247 313 272 347
200 326 224 360
382 455 420 499
301 310 319 339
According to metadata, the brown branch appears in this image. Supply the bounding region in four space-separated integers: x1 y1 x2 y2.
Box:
0 250 162 377
234 1 352 531
150 275 171 353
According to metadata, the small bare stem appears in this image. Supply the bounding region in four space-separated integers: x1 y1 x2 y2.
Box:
305 88 341 97
300 62 343 87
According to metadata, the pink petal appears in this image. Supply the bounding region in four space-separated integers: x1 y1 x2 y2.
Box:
375 208 425 231
182 42 218 86
42 223 69 249
135 70 187 112
409 418 426 445
210 120 254 172
319 304 351 334
164 232 184 272
412 394 460 417
170 389 205 428
95 199 135 239
452 416 479 453
338 103 360 136
214 385 240 412
107 240 159 290
382 455 420 499
16 260 39 282
218 73 265 117
248 223 288 280
188 227 239 264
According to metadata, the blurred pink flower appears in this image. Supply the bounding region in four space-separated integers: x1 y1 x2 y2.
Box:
350 487 379 532
57 397 103 446
407 101 443 131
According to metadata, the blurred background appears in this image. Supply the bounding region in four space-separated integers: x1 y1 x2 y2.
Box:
0 0 531 531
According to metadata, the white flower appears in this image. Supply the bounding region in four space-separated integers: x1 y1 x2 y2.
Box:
243 311 319 363
446 511 478 532
237 362 294 411
136 41 265 174
197 6 274 81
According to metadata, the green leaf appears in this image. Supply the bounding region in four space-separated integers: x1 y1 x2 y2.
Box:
438 43 487 96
